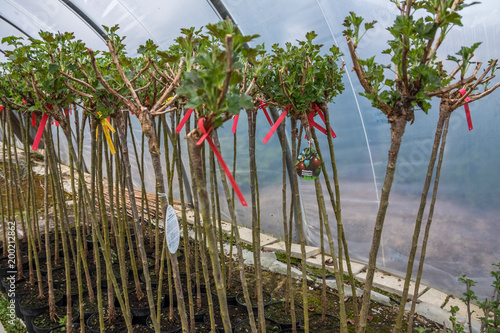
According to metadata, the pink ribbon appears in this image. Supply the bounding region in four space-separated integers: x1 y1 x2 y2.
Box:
175 108 194 134
32 114 49 151
262 106 290 144
197 117 247 206
459 89 473 131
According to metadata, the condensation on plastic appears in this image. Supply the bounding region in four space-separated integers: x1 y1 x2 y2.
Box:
1 0 499 299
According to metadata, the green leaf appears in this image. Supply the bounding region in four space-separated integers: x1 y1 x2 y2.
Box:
48 63 60 74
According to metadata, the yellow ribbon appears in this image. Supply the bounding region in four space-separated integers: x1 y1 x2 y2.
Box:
96 115 116 155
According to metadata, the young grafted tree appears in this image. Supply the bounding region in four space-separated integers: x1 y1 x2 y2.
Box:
343 1 496 332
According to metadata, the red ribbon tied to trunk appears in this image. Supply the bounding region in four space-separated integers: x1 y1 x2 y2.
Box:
308 103 336 139
196 117 247 207
175 108 194 134
259 101 274 126
459 88 473 131
32 114 49 151
262 105 290 144
231 113 239 134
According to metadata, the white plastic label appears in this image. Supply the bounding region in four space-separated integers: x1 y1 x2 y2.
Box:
165 205 180 254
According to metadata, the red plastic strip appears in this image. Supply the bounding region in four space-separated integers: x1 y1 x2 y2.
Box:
65 108 69 116
32 114 49 151
196 117 212 146
0 106 3 112
262 106 289 144
231 114 239 134
312 103 336 138
259 102 273 126
176 108 194 134
459 89 473 131
32 113 36 127
198 117 247 207
55 120 60 127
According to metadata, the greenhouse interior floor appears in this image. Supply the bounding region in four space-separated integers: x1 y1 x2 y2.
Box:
1 144 484 332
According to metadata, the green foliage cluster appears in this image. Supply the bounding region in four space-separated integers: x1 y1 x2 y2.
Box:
177 20 262 129
342 0 481 113
258 31 344 117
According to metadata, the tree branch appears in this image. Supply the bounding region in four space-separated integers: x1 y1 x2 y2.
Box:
427 62 481 97
105 40 143 110
88 48 135 112
217 34 233 110
346 37 391 114
151 59 184 112
60 71 96 92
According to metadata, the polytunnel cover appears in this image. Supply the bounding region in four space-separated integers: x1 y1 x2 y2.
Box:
1 0 499 300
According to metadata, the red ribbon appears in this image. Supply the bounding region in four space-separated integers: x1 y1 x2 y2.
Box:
308 103 336 138
259 101 273 126
459 89 473 131
65 108 69 116
32 114 49 151
262 106 290 144
54 120 59 127
231 114 239 134
32 113 36 127
0 106 3 112
197 117 247 206
175 108 194 134
22 98 27 104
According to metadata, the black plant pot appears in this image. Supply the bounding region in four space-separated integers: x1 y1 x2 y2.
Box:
235 290 272 310
32 305 79 333
234 318 281 333
210 280 242 306
264 302 304 329
20 290 64 333
86 310 131 333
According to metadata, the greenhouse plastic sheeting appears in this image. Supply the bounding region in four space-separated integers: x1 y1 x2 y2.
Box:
1 0 499 299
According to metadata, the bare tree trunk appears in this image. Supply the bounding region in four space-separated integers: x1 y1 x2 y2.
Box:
358 104 412 333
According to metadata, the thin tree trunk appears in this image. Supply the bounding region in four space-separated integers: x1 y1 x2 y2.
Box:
393 105 450 333
358 110 410 333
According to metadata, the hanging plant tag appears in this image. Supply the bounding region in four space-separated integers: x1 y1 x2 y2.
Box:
165 205 180 254
296 147 321 181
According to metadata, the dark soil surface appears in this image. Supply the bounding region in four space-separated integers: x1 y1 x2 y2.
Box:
264 302 304 326
20 289 62 308
32 305 78 329
234 318 281 333
117 324 154 332
87 308 128 332
236 289 272 308
304 314 340 332
147 308 182 332
213 305 248 331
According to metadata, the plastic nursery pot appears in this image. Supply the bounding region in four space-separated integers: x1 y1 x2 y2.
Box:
234 318 281 333
32 305 79 333
235 290 272 310
189 293 215 323
80 293 109 320
264 302 304 329
48 323 79 332
213 305 248 333
86 308 131 333
20 289 64 333
128 291 161 325
146 307 183 333
210 280 242 306
299 313 339 332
